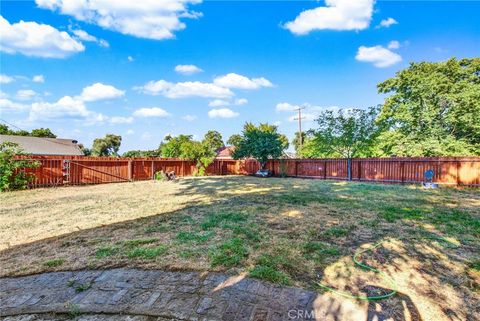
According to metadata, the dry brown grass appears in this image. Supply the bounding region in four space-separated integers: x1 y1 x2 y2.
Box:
1 176 479 321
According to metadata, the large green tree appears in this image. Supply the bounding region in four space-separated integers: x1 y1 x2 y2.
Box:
377 58 480 156
160 135 193 158
30 128 57 138
0 142 40 191
180 140 216 175
232 123 287 169
309 106 382 159
203 130 224 151
91 134 122 156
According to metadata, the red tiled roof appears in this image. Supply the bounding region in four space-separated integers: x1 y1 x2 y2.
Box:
215 146 235 159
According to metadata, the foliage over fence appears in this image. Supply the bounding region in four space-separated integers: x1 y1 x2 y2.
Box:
15 156 480 188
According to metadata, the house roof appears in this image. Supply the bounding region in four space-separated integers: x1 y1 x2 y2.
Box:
0 135 84 156
215 146 235 159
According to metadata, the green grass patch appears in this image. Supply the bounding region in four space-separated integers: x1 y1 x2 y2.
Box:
379 206 427 222
176 231 215 243
43 258 65 267
179 248 206 259
126 245 168 259
210 237 248 267
303 241 340 263
468 259 480 271
95 246 120 258
201 211 248 230
322 226 349 238
249 265 291 285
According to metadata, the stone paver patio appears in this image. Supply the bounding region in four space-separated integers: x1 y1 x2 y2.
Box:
1 269 343 321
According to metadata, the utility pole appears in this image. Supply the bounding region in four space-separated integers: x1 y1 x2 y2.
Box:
293 106 306 151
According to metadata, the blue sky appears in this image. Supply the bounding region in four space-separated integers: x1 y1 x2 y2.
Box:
1 0 479 152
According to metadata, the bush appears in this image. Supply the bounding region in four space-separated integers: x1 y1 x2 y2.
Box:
0 142 40 192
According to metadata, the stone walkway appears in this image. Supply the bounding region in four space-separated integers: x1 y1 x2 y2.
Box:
1 269 333 321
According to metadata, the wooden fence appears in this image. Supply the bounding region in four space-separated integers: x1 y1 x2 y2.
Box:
18 156 480 188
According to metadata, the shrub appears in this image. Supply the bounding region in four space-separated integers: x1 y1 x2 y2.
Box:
0 142 40 192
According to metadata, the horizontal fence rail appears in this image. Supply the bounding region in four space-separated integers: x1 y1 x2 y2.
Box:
15 156 480 188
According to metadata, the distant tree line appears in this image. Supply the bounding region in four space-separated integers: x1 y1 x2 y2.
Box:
0 125 57 138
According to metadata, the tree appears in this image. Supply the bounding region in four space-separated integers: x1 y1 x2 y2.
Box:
78 144 91 156
160 135 193 157
232 123 287 169
122 150 160 158
30 128 57 138
0 124 57 137
0 142 40 191
310 107 383 180
180 140 216 175
227 134 242 147
377 58 480 156
310 106 382 159
203 130 224 151
91 134 122 156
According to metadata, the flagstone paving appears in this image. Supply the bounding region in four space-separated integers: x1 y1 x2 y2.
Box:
1 269 323 321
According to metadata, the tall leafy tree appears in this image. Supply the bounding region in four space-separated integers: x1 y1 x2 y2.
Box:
232 123 287 169
203 130 224 151
91 134 122 156
377 58 480 156
30 128 57 138
227 134 242 147
310 106 382 159
180 140 216 175
160 135 193 157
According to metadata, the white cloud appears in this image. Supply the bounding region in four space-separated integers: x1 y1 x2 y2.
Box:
276 102 302 112
127 56 134 62
126 129 135 135
213 73 273 90
71 29 109 47
137 80 234 99
0 92 8 99
235 98 248 105
209 98 248 107
32 75 45 83
208 108 239 118
0 15 84 58
36 0 202 40
16 89 38 101
133 107 170 117
0 74 14 84
208 99 230 107
175 64 203 75
0 98 29 111
109 116 133 124
284 0 374 35
377 17 398 29
387 40 400 49
80 83 125 102
29 95 91 121
355 45 402 67
182 114 197 121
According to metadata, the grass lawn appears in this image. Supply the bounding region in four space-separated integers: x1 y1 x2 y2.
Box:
1 176 479 320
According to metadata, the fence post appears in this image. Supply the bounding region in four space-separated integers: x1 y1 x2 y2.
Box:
347 158 352 181
357 160 361 181
324 160 327 180
456 159 460 186
128 160 132 181
295 160 298 177
151 161 155 180
401 160 405 184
